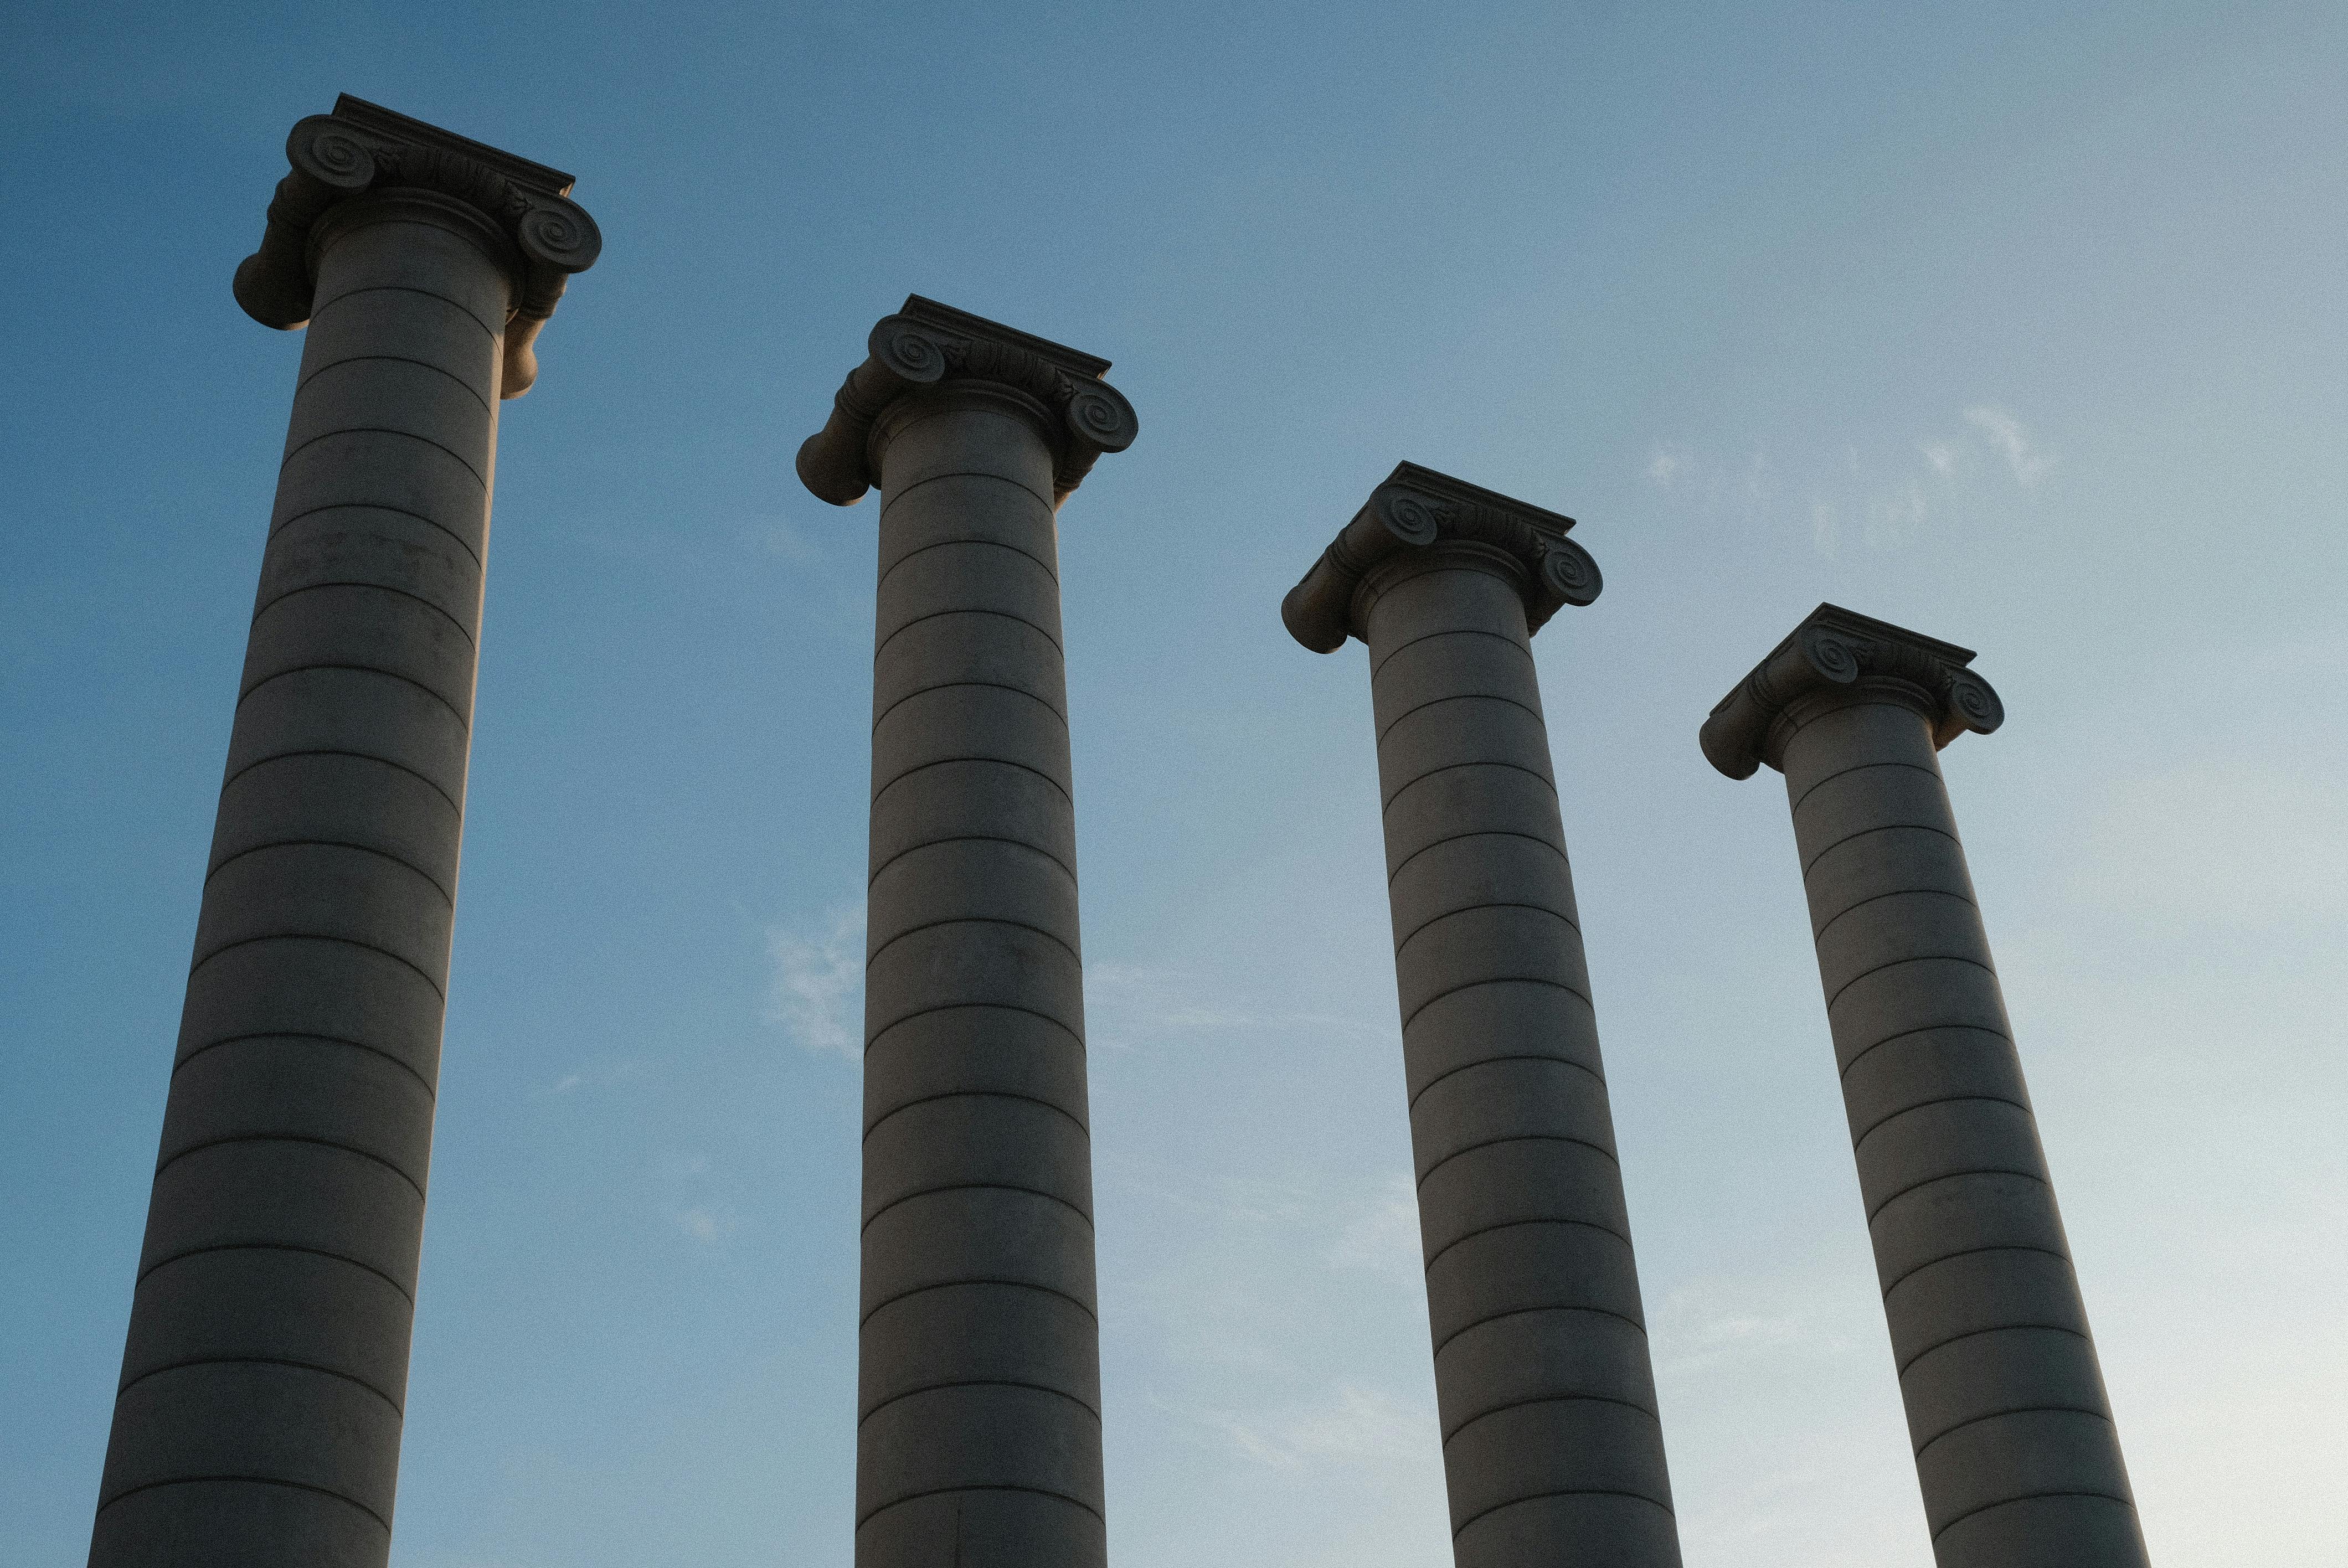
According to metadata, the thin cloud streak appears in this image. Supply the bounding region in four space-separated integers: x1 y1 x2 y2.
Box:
765 901 865 1058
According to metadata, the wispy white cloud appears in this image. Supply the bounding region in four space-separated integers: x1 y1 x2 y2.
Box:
1325 1173 1420 1276
674 1205 734 1244
765 902 866 1057
1963 404 2056 487
1183 1381 1429 1471
1661 404 2052 560
1085 962 1384 1053
533 1059 642 1099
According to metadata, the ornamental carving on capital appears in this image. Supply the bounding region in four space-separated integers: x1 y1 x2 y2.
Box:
234 94 600 395
798 296 1140 508
1700 603 2005 778
1281 462 1601 653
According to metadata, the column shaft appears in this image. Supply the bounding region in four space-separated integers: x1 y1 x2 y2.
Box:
91 194 509 1568
1779 694 2148 1567
1362 551 1681 1567
857 386 1106 1567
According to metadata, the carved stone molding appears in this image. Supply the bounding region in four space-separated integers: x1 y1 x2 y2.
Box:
1281 462 1601 653
796 295 1139 508
1700 602 2005 779
233 94 600 398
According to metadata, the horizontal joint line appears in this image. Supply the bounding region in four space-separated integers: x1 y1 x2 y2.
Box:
268 499 482 569
93 1473 390 1533
310 281 500 339
866 1088 1089 1143
862 1181 1094 1235
1790 756 1944 816
1402 973 1592 1032
1898 1321 2090 1376
1838 1020 2014 1082
1383 757 1556 814
1811 884 1976 943
1443 1390 1659 1444
858 1377 1101 1429
865 915 1079 970
873 678 1067 733
869 832 1077 889
204 838 454 905
116 1354 403 1414
1853 1094 2033 1153
860 1276 1097 1328
1412 1052 1606 1112
873 754 1070 809
1881 1243 2072 1299
1802 819 1961 876
281 425 487 490
1827 951 1996 1012
858 1481 1103 1530
1423 1215 1630 1276
1389 827 1566 885
136 1242 413 1304
1868 1165 2049 1222
1431 1302 1646 1361
239 662 471 730
253 579 477 649
1394 899 1582 957
866 1000 1084 1053
1452 1487 1674 1539
190 933 445 1002
875 604 1063 663
296 351 492 412
155 1133 425 1201
1370 624 1532 678
1418 1133 1619 1190
173 1032 436 1101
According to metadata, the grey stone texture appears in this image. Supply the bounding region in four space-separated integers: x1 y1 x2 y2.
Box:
1284 465 1681 1568
1702 604 2149 1568
90 97 595 1568
800 298 1136 1568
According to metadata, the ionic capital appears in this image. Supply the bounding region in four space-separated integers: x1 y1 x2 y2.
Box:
796 296 1139 508
233 94 601 398
1701 603 2005 779
1281 462 1601 652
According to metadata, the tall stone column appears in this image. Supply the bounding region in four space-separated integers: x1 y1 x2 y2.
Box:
1701 604 2148 1567
1283 465 1682 1567
799 297 1137 1568
90 96 597 1568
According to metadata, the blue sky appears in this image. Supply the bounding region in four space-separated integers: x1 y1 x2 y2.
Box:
5 3 2344 1564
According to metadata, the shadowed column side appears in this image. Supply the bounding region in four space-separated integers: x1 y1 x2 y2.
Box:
1286 465 1682 1568
799 300 1138 1568
91 97 596 1568
1702 606 2149 1568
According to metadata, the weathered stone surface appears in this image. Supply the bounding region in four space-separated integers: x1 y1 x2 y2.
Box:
804 301 1132 1568
91 96 594 1568
1285 465 1681 1567
1703 605 2147 1568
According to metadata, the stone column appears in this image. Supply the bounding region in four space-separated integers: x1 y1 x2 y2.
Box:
90 96 596 1568
1283 465 1681 1567
799 297 1138 1568
1701 604 2148 1567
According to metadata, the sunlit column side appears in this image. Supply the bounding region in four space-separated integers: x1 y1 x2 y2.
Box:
1284 465 1682 1568
89 96 596 1568
1701 605 2149 1568
800 297 1138 1568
